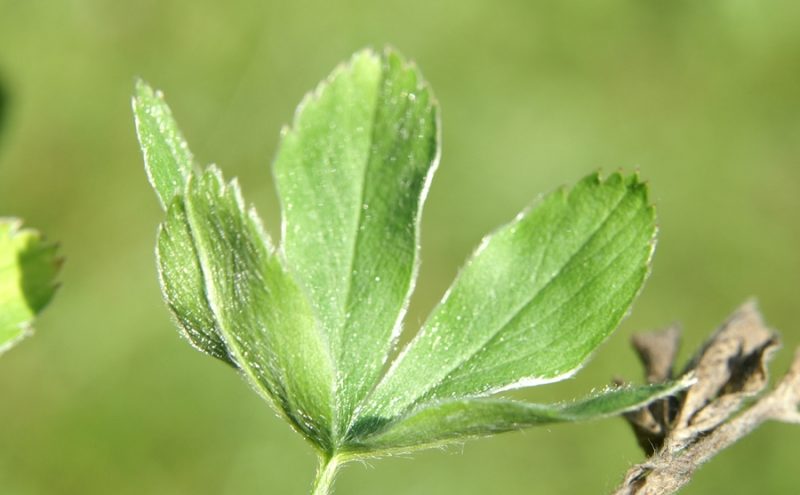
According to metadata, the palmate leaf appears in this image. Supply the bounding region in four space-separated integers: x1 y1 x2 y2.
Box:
0 219 60 354
134 47 687 493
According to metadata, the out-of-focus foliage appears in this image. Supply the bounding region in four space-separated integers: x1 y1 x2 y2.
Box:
0 1 798 494
0 77 7 146
0 218 60 354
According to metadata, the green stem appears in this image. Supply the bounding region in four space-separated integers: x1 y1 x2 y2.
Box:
311 454 341 495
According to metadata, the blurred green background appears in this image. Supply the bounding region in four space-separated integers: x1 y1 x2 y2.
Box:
1 0 798 493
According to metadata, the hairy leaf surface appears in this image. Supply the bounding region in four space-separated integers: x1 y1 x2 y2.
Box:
134 81 232 364
133 80 195 209
166 168 336 450
359 173 656 423
274 49 438 432
156 201 232 364
348 380 690 454
135 49 681 474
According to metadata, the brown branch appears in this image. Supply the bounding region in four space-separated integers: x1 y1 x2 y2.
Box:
613 302 799 495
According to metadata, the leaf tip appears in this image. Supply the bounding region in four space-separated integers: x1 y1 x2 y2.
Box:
132 78 159 112
133 77 150 96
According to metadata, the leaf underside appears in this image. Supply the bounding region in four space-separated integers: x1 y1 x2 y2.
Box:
0 218 60 354
346 379 691 455
134 47 679 459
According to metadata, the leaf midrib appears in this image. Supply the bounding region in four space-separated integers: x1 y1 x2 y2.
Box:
334 63 396 434
178 186 319 448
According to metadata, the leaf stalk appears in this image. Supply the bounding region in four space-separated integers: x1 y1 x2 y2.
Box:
311 454 341 495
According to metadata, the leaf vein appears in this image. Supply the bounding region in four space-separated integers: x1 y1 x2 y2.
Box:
397 183 634 414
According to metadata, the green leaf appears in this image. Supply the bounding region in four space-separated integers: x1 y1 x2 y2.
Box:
134 49 676 494
156 197 233 364
168 167 335 451
132 79 195 210
135 78 338 447
273 48 439 433
156 200 237 367
0 218 60 354
135 80 230 364
358 173 655 424
347 379 690 454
